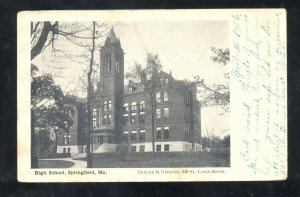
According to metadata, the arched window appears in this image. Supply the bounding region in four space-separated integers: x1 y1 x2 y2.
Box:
139 100 145 110
131 102 137 111
123 103 129 112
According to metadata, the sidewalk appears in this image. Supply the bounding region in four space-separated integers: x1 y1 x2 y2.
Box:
39 157 87 168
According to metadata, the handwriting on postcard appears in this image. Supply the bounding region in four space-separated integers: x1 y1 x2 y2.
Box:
232 11 287 178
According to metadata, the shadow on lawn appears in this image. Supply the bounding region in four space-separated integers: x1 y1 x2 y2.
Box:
38 160 74 168
91 151 230 168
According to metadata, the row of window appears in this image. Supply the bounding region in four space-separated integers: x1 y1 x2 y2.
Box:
123 111 145 125
92 114 112 127
63 147 71 153
92 100 112 118
123 100 145 112
123 130 145 141
156 107 169 119
122 106 170 126
103 54 121 74
156 91 169 103
130 144 170 152
123 127 170 141
156 126 170 139
160 78 169 85
63 134 71 144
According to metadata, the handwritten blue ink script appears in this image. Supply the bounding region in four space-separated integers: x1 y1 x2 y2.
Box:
231 10 287 180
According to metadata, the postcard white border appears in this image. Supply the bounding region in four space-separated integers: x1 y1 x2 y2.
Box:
17 9 287 182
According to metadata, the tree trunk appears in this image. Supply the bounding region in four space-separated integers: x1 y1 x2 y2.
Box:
54 128 58 153
86 22 96 168
31 110 38 168
151 95 155 154
31 22 54 60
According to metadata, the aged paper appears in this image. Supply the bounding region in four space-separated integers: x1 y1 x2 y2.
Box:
17 9 287 182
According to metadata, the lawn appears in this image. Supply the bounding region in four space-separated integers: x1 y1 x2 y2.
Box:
38 160 74 168
91 150 230 168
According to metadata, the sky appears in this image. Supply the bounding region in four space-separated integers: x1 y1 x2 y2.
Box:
32 20 230 138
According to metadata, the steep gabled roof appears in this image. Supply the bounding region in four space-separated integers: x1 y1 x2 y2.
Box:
106 28 118 43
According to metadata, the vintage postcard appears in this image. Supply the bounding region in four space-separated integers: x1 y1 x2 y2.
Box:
17 9 287 182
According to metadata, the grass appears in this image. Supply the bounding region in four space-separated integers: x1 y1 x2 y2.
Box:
38 160 74 168
91 150 230 168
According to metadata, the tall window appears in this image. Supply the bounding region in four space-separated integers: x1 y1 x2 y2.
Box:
163 91 169 102
107 114 112 124
156 144 161 152
104 101 107 111
139 111 145 123
139 100 145 110
163 107 169 118
130 131 137 141
115 59 120 73
64 134 68 144
68 134 72 143
98 116 101 126
104 54 112 74
140 145 145 152
123 114 129 125
139 129 145 141
131 102 137 111
131 146 136 152
156 127 161 139
131 113 137 124
156 108 161 119
164 126 170 139
156 92 161 103
93 108 97 117
184 92 191 106
185 125 190 140
108 100 112 110
164 144 170 151
123 103 129 112
165 78 169 84
93 118 97 128
103 115 107 125
123 131 128 142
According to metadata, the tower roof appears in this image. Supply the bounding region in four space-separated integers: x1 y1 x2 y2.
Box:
106 27 118 43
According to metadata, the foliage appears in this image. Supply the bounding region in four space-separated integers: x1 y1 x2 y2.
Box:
125 53 164 152
201 135 230 149
31 65 75 166
210 47 230 65
183 47 230 114
35 128 54 155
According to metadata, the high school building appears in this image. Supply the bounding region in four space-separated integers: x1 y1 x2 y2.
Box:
57 28 202 153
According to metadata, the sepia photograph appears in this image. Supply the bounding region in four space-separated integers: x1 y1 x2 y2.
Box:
31 20 230 169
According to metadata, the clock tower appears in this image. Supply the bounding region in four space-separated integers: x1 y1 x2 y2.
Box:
94 28 124 144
